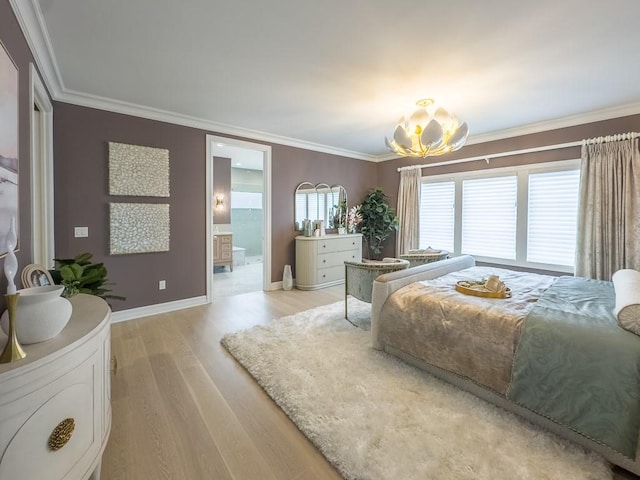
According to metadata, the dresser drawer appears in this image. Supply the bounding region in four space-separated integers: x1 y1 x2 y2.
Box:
317 236 360 254
0 354 99 480
295 234 362 290
317 249 361 268
316 265 345 284
220 243 232 259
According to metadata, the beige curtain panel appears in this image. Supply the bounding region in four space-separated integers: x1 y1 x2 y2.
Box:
396 168 421 256
575 135 640 280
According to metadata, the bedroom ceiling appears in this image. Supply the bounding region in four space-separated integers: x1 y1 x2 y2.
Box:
26 0 640 160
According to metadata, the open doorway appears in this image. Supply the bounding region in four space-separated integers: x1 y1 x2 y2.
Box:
205 135 272 301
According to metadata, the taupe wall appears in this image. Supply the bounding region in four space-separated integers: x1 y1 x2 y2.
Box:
6 0 640 313
53 103 207 311
52 102 378 311
0 0 45 311
212 156 231 224
270 145 378 281
377 114 640 259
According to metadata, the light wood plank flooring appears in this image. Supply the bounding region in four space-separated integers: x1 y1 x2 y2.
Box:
103 286 345 480
102 286 638 480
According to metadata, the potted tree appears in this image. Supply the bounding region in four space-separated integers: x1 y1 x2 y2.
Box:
358 188 398 260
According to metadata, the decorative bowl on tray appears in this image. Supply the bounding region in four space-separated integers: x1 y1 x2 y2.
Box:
455 280 511 298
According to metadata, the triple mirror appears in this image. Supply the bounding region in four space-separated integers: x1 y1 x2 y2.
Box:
294 182 347 231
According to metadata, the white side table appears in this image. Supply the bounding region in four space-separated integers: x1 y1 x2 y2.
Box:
0 294 111 480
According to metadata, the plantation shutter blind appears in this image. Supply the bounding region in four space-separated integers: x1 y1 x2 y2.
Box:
462 176 517 259
527 169 580 266
419 181 455 252
295 193 308 224
317 194 326 224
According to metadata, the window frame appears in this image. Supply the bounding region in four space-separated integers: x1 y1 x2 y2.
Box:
420 159 581 273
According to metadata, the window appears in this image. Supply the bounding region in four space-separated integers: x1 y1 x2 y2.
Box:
527 170 580 266
418 160 581 271
462 176 517 259
294 188 335 226
419 181 455 252
295 192 308 224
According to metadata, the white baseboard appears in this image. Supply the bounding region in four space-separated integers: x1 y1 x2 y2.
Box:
110 295 208 323
268 280 296 291
110 283 293 323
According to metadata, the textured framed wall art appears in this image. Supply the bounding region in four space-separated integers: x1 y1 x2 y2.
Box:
109 142 170 197
0 40 19 256
110 203 170 254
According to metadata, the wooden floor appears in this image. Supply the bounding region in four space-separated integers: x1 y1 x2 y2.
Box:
102 286 345 480
102 286 638 480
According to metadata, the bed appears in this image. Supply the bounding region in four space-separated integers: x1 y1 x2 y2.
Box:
370 255 640 475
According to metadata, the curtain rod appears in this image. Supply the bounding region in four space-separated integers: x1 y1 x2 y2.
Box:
397 140 581 172
583 132 639 145
396 131 640 172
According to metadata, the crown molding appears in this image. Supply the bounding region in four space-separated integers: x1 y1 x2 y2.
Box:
9 0 64 97
9 1 379 162
12 0 640 164
55 88 380 162
465 101 640 146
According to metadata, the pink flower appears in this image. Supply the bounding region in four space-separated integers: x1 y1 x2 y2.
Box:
347 205 362 233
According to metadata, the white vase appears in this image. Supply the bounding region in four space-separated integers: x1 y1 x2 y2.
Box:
0 285 72 344
283 265 293 291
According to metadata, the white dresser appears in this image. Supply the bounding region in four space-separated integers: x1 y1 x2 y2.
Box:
0 294 111 480
295 234 362 290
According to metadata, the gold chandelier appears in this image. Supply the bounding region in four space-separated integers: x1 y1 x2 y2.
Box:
385 98 469 158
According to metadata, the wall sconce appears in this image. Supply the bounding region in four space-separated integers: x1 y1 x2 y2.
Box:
215 195 224 209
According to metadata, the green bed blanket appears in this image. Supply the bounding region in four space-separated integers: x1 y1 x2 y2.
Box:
507 276 640 458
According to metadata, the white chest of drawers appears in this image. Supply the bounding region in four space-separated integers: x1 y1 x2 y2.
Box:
295 234 362 290
0 294 111 480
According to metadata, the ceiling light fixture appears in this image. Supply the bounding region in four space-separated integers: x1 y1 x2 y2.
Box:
385 98 469 158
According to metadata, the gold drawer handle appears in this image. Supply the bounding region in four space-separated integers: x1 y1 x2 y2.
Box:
111 355 118 375
49 418 75 451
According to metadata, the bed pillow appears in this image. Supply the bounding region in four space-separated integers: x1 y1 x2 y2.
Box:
612 269 640 335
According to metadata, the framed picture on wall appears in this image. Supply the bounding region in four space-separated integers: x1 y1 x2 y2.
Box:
0 39 19 256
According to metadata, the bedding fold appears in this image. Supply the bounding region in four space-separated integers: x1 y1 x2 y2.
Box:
507 276 640 458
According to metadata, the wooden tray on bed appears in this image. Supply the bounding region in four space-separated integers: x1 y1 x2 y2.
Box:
455 281 512 298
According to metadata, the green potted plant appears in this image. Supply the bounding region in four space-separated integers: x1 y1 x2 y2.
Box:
49 252 125 303
358 188 398 260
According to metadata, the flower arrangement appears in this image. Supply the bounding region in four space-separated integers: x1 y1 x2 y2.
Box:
347 205 362 234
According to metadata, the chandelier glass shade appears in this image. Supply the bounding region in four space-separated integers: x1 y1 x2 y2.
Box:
385 98 469 158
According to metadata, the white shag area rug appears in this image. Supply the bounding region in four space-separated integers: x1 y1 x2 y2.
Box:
221 299 612 480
